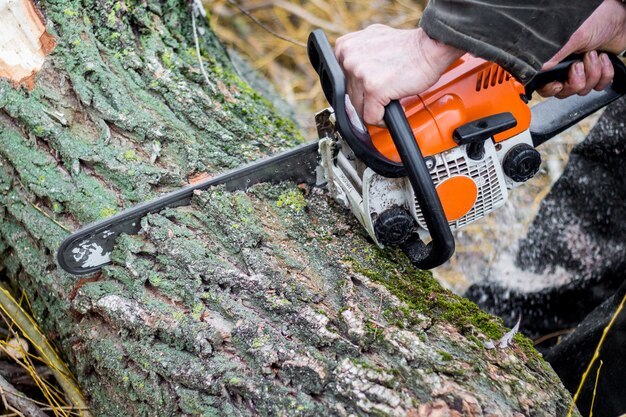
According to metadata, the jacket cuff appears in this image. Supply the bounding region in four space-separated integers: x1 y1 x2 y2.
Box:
420 0 602 84
420 12 537 83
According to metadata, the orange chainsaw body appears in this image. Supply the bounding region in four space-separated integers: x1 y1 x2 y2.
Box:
368 55 531 162
310 28 625 269
362 55 531 222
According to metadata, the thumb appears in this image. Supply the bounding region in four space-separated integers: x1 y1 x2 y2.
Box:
536 81 564 97
542 41 580 70
362 95 387 128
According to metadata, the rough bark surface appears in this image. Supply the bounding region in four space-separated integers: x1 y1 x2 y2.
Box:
0 0 579 416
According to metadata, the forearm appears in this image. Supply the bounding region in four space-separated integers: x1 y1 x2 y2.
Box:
420 0 603 83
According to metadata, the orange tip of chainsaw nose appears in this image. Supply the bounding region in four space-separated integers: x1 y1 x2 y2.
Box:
435 175 478 221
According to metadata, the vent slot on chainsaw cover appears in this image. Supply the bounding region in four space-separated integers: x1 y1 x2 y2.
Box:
476 66 511 91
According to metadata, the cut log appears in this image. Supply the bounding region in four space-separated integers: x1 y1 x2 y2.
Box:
0 0 579 415
0 0 56 90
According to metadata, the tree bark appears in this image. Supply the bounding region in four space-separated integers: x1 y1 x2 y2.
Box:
0 0 580 416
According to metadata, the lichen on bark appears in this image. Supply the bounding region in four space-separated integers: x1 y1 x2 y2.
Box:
69 183 573 416
0 0 580 415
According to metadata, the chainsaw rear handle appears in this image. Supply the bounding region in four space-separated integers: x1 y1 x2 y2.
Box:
525 53 626 97
308 29 455 269
527 53 626 146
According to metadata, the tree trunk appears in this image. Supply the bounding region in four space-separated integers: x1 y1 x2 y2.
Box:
0 0 579 416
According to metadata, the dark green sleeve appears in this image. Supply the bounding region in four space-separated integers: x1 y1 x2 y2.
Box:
420 0 603 83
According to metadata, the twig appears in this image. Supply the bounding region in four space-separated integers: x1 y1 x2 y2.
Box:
567 292 626 416
11 177 70 232
0 310 72 416
0 361 52 387
0 368 84 414
0 372 47 417
272 0 345 34
2 407 86 417
27 201 70 232
589 360 603 417
226 0 306 47
190 0 216 93
533 328 574 346
0 285 92 417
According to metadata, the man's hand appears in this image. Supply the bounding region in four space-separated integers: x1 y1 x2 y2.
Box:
334 25 463 127
538 0 626 98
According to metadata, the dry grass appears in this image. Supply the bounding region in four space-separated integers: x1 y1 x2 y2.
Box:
0 283 90 416
207 0 427 132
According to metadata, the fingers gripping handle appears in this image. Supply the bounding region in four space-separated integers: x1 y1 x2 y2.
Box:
527 53 626 146
307 29 405 177
308 29 455 269
525 53 626 97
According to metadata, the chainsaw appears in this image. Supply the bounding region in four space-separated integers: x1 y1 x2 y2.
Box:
56 30 626 275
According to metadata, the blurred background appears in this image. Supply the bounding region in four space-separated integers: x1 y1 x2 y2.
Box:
206 0 597 294
208 0 427 132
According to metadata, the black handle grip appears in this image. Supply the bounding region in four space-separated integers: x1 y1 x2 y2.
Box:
384 102 455 268
307 29 405 178
525 54 584 97
308 29 455 269
525 53 626 97
528 53 626 146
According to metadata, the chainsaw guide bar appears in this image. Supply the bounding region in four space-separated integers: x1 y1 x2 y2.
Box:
56 143 320 275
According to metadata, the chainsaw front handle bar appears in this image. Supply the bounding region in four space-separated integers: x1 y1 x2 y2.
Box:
307 30 405 178
308 29 455 269
384 102 456 268
527 53 626 146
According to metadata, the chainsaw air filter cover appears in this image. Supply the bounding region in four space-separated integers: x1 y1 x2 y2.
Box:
409 140 508 231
